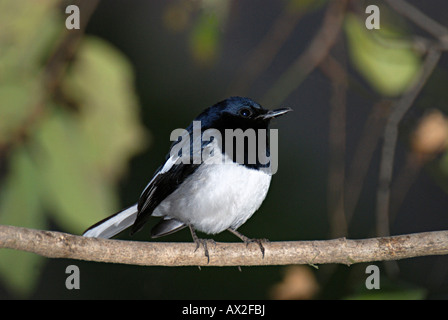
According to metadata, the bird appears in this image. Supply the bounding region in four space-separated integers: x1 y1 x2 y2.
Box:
83 97 292 261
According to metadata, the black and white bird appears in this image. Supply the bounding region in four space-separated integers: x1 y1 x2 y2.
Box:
83 97 292 260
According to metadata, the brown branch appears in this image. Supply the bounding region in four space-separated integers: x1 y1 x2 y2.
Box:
375 48 441 238
1 225 447 267
261 0 348 106
320 55 348 238
345 100 392 226
227 4 305 94
385 0 448 43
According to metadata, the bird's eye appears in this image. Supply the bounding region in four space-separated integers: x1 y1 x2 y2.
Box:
239 108 252 118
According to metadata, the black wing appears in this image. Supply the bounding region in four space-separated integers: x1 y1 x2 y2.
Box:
131 161 200 235
131 111 219 235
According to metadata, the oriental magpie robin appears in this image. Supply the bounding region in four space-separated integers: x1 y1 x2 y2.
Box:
83 97 292 261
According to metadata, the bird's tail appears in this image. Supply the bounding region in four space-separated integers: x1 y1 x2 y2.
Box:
82 204 138 239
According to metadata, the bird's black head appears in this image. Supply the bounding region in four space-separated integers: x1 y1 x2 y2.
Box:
185 97 292 170
196 97 292 131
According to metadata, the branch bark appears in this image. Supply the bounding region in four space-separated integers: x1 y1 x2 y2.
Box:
1 225 447 267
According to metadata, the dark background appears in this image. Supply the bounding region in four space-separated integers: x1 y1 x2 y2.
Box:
2 0 448 299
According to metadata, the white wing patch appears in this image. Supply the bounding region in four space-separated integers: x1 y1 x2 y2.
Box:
83 204 138 239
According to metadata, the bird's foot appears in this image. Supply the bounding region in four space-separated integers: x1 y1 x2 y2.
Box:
189 225 215 263
227 228 269 258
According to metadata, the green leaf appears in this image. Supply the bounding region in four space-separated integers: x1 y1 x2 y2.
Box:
0 81 35 145
33 37 148 234
31 37 148 234
0 0 61 146
189 12 221 66
0 1 148 296
344 14 422 97
34 110 119 234
63 37 148 180
0 148 46 296
0 0 61 79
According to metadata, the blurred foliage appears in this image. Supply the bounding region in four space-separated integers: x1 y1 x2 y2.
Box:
344 13 422 97
0 0 147 296
412 110 448 194
163 0 229 67
189 10 222 66
270 266 319 300
0 0 446 300
345 278 426 300
0 149 46 295
346 288 425 300
411 110 448 160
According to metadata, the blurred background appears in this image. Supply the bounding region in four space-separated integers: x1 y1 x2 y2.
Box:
1 0 448 299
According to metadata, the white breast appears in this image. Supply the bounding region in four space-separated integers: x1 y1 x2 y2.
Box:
152 162 272 234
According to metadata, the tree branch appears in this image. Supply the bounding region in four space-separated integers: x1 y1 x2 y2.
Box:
375 48 442 238
1 225 447 267
261 0 348 106
385 0 448 43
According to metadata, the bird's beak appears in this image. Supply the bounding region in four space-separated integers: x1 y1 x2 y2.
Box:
259 107 293 120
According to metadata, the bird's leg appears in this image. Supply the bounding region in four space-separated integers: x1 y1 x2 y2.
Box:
227 228 268 258
189 224 215 263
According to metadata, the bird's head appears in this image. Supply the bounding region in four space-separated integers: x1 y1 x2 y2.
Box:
197 96 292 131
